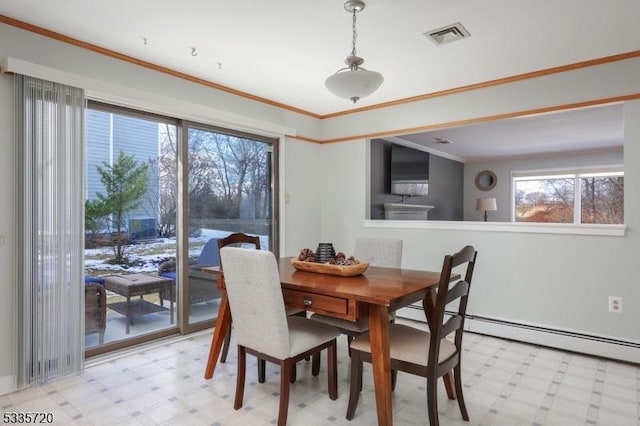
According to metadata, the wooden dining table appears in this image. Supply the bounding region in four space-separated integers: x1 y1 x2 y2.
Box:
203 257 457 426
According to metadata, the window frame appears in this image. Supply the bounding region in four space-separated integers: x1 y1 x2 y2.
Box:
510 166 624 224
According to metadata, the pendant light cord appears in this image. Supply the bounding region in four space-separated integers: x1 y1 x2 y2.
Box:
350 8 358 58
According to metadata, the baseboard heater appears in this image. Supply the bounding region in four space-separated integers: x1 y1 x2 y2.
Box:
396 305 640 364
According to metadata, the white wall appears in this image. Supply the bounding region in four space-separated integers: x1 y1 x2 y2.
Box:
0 69 15 391
281 137 323 255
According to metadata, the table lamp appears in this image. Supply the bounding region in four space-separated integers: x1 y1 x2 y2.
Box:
476 197 497 222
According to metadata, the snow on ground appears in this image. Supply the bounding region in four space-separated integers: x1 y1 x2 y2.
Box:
85 228 269 274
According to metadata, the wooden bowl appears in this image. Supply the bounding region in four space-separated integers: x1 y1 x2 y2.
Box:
290 259 369 277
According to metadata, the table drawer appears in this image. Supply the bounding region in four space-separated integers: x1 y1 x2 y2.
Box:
282 289 349 317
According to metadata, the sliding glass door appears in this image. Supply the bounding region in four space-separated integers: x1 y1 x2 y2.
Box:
182 123 278 330
84 103 279 350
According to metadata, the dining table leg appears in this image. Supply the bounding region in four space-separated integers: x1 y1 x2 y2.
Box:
368 304 393 426
204 290 231 379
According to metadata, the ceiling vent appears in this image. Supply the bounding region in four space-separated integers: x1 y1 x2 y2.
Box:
432 138 452 145
424 22 470 45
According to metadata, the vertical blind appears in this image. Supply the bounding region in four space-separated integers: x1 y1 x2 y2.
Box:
15 75 85 385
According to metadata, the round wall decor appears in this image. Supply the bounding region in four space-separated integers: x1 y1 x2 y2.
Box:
475 170 497 191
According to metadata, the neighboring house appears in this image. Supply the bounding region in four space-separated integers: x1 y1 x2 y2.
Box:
86 109 160 240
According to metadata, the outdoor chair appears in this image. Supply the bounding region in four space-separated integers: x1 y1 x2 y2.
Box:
220 247 340 426
85 281 107 344
346 245 478 426
158 237 222 305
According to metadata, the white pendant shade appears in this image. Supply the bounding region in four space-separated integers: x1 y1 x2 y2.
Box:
325 69 384 102
326 1 383 103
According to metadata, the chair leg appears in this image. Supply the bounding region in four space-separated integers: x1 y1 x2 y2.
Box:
289 362 297 383
391 369 398 392
258 358 266 383
454 363 469 421
327 340 338 400
234 346 246 410
312 353 320 376
346 350 362 420
221 322 232 363
278 360 292 426
426 377 439 426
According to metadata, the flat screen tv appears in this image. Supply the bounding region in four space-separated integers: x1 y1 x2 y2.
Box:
390 143 430 196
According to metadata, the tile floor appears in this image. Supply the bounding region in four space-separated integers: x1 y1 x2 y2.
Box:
3 319 640 425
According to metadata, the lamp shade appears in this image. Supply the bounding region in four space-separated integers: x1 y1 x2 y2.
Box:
325 69 384 102
476 197 497 211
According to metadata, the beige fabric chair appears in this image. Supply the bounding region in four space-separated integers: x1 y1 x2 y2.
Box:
217 232 305 383
217 232 262 365
346 245 478 426
310 237 403 374
220 247 340 426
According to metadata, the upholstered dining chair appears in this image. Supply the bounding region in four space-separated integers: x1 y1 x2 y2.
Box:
220 247 340 426
310 237 403 374
217 232 306 383
346 245 478 426
217 232 261 365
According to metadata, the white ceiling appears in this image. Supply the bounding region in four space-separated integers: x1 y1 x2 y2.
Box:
0 0 636 158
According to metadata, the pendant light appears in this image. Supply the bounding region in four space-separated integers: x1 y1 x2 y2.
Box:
325 0 383 103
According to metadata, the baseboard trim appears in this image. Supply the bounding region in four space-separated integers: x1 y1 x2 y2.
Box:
396 306 640 364
0 374 17 396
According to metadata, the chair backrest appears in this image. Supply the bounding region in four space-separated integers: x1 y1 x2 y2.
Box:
220 247 291 359
218 232 260 250
217 232 261 271
353 237 403 267
425 245 477 367
85 283 106 333
197 238 222 266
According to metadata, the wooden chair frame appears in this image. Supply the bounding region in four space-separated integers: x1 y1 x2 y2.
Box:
346 245 477 426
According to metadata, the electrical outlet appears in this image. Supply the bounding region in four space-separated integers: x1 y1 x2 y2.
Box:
608 296 622 313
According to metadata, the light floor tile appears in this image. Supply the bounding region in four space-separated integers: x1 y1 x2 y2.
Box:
3 321 640 425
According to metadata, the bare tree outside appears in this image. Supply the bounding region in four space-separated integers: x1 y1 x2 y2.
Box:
187 129 270 229
157 124 178 237
515 174 623 224
581 176 624 224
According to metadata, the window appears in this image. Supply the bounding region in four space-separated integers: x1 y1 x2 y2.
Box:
512 169 624 224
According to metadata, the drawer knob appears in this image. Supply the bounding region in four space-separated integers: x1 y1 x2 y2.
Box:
303 297 313 306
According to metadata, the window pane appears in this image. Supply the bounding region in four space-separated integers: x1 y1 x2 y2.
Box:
85 107 178 349
514 178 575 223
186 126 274 325
581 176 624 224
